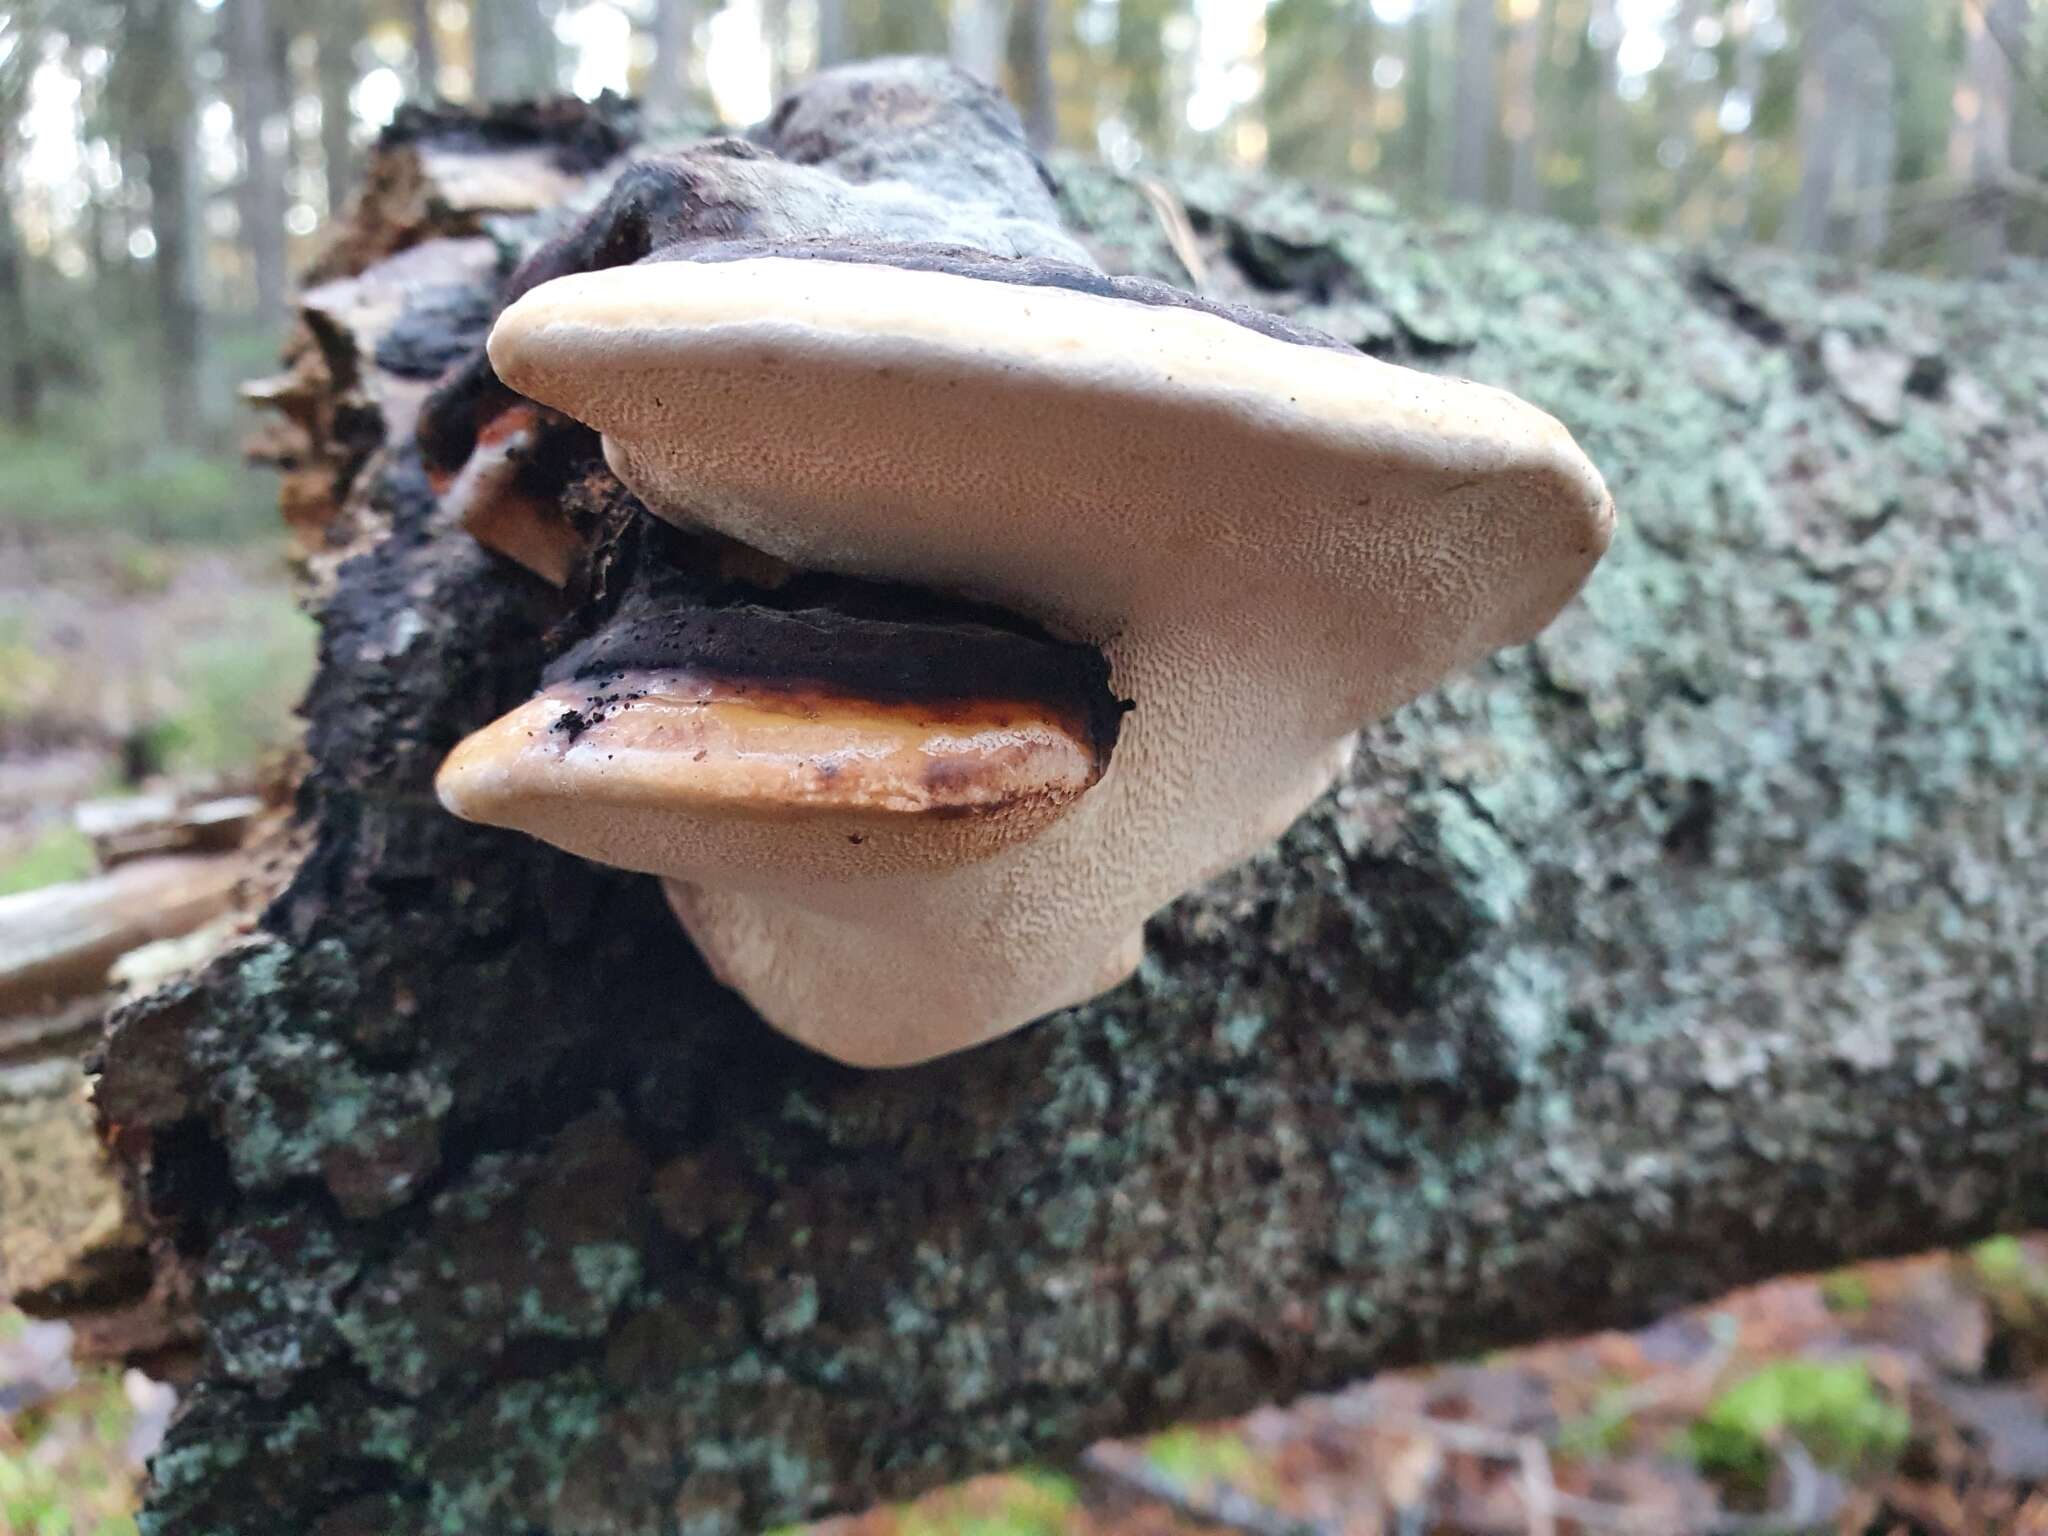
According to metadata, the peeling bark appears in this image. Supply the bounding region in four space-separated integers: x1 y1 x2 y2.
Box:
95 61 2047 1536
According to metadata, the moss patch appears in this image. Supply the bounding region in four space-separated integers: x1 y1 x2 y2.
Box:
1682 1360 1910 1491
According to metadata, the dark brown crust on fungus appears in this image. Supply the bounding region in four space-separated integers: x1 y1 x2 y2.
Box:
546 579 1130 764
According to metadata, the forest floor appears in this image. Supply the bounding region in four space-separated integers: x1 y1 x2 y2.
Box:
1 538 2043 1536
0 529 313 897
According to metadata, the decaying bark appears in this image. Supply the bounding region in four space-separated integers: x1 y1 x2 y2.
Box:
94 63 2045 1536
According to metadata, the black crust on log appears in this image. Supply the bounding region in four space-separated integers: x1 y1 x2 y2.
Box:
378 94 640 171
646 236 1356 352
416 148 777 473
375 283 495 380
417 65 1101 474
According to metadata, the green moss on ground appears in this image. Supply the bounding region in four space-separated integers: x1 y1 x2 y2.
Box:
0 1312 145 1536
1681 1360 1910 1492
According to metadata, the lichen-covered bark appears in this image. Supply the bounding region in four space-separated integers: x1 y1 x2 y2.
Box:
101 80 2046 1536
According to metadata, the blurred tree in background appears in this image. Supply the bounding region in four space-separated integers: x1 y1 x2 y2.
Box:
0 0 2040 475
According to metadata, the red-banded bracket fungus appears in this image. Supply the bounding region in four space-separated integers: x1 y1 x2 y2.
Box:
432 59 1616 1067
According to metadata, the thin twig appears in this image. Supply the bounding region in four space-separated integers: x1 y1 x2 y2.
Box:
1076 1444 1337 1536
1516 1435 1560 1536
1134 174 1213 295
1831 168 2048 219
1349 1407 1841 1536
1596 1311 1742 1420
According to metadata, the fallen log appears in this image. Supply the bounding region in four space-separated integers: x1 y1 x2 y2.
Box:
0 855 246 1025
3 781 281 1363
71 790 266 869
92 61 2046 1536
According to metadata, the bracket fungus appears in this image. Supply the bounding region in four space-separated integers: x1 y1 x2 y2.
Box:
431 59 1616 1067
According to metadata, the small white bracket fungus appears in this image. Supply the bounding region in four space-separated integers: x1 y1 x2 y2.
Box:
441 246 1614 1067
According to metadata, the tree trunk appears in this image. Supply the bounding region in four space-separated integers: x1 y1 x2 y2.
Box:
1946 0 2026 272
1793 0 1899 257
317 1 365 213
129 0 204 443
1449 0 1496 202
647 0 694 114
1730 0 1763 236
1790 0 1882 252
144 142 204 443
101 66 2048 1536
473 0 560 102
950 0 1014 84
1011 0 1058 148
0 0 41 428
1525 0 1558 211
1343 0 1378 178
1661 0 1705 236
752 0 783 99
1503 0 1542 212
1114 0 1172 157
1589 0 1626 226
1789 9 1835 248
231 0 290 326
1255 0 1332 178
1844 22 1896 260
815 0 852 71
1404 0 1441 193
0 139 38 428
409 0 440 98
